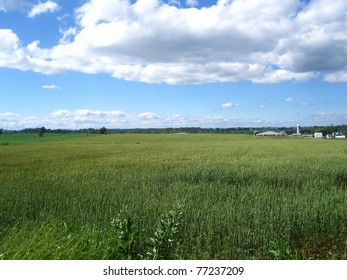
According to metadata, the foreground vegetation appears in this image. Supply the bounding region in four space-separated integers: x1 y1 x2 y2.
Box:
0 134 346 259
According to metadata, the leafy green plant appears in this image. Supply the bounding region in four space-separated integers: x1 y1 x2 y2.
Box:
268 241 294 260
109 209 143 259
146 203 184 260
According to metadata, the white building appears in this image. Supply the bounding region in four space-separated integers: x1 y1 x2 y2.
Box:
256 131 287 136
332 132 346 139
292 124 302 136
314 132 324 138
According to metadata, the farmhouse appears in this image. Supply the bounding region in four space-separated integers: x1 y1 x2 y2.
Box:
256 131 287 136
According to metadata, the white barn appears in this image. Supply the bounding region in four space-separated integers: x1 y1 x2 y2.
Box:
314 132 324 138
256 131 287 136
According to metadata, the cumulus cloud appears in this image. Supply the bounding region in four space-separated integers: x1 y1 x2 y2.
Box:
0 112 18 119
311 112 347 125
285 97 294 102
59 27 77 45
48 109 127 128
324 70 347 82
252 69 317 83
138 112 160 120
28 0 60 18
221 103 240 109
0 112 20 128
1 108 347 129
0 109 255 129
0 29 31 71
42 84 62 90
0 0 347 84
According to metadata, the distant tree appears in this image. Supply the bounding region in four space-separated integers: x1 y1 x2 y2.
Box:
39 127 46 137
99 127 107 134
0 128 3 135
88 128 96 134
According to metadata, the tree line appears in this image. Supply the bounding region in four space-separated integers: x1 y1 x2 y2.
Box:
1 125 347 136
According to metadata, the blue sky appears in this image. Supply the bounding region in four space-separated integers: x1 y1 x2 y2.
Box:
0 0 346 129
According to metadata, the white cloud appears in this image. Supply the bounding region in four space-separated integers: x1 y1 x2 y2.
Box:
186 0 198 7
252 69 317 84
324 70 347 82
0 112 18 119
0 29 29 70
0 0 347 84
0 110 254 129
138 112 160 120
0 0 28 12
57 13 69 22
221 102 240 109
0 112 20 129
311 112 347 125
59 27 77 45
285 98 312 106
47 109 127 128
42 84 62 90
2 108 347 130
169 0 181 6
28 1 60 18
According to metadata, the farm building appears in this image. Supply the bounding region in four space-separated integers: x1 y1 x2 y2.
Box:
256 131 287 136
314 132 324 138
332 132 346 139
292 124 302 136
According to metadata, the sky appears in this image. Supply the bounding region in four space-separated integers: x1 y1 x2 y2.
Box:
0 0 347 130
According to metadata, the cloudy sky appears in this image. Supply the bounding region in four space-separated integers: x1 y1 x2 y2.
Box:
1 0 346 129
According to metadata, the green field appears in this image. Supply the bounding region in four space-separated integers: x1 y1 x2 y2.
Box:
0 134 346 259
0 133 89 145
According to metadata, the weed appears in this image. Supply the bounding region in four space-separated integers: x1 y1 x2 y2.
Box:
146 203 184 260
109 209 143 260
268 241 293 260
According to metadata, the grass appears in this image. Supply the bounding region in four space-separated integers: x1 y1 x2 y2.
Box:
0 133 89 145
0 134 346 259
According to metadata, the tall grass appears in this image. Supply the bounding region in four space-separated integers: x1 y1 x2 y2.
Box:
0 134 346 259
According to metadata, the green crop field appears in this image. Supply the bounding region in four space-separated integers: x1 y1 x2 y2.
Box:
0 134 346 260
0 133 89 145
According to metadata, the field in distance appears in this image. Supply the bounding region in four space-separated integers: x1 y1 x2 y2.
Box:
0 133 346 259
0 133 89 145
